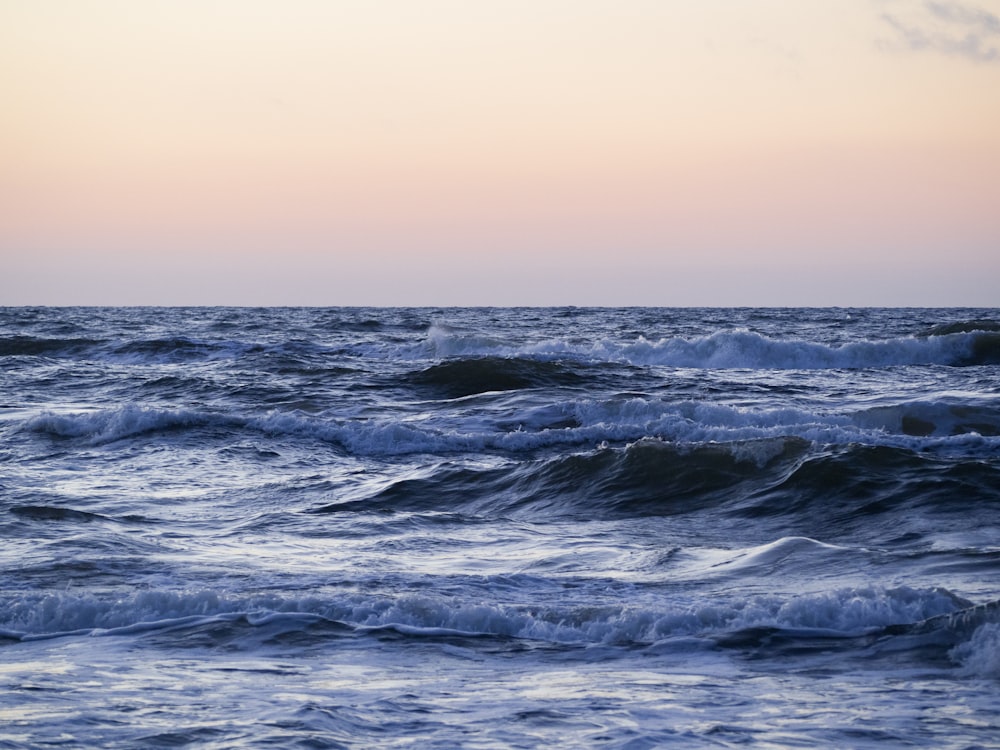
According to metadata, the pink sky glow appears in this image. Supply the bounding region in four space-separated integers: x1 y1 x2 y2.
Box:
2 1 998 305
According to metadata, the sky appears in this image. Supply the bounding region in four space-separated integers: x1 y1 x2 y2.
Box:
2 0 998 306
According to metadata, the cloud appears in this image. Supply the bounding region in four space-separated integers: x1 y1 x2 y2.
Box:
926 1 1000 33
878 0 1000 63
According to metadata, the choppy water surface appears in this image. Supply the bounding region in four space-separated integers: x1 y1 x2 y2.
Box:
2 307 999 748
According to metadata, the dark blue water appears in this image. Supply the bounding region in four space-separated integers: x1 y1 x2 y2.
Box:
2 307 999 748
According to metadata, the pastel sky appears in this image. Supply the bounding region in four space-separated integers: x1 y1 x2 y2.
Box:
2 0 998 305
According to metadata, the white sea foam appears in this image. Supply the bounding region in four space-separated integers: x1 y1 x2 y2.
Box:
951 623 1000 677
19 397 999 457
22 404 239 443
419 326 985 370
0 585 971 647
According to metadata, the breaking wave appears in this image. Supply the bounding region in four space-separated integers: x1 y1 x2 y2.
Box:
423 325 1000 369
6 320 998 370
19 396 1000 455
0 585 987 655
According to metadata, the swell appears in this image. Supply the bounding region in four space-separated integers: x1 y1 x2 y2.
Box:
965 331 1000 366
407 356 590 397
6 319 999 370
0 335 104 357
0 334 336 367
311 440 1000 529
9 504 149 525
852 400 1000 437
313 438 809 518
732 445 1000 538
921 319 1000 336
424 325 1000 369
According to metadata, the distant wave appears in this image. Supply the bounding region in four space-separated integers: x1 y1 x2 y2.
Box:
5 319 998 369
921 319 1000 336
109 337 251 362
0 334 256 363
424 325 1000 369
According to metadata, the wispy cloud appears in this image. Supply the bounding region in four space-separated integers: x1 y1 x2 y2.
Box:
878 0 1000 63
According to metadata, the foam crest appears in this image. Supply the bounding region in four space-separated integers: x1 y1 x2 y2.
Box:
23 405 235 443
951 623 1000 677
18 398 1000 458
419 326 991 369
646 330 979 369
566 397 998 455
0 585 973 647
426 323 509 358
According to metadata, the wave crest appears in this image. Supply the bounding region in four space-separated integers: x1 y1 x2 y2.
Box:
0 586 983 654
421 326 999 369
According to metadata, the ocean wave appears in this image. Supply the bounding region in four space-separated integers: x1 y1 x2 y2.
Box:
0 586 988 659
312 439 1000 521
6 320 998 371
22 405 239 443
951 623 1000 678
852 399 1000 437
10 505 116 523
921 319 1000 336
19 398 1000 458
733 444 1000 523
109 337 242 362
422 325 1000 369
407 356 589 398
313 437 808 517
0 333 330 366
0 333 269 365
0 335 105 358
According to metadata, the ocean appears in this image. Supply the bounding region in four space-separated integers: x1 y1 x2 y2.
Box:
1 306 998 748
